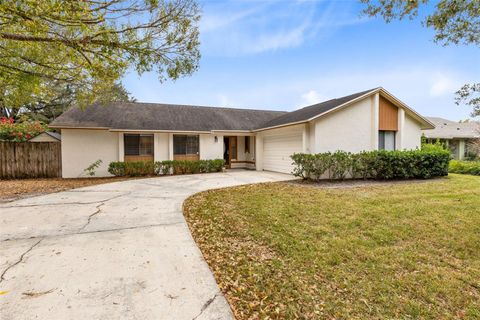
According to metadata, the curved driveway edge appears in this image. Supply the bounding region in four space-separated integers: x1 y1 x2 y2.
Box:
0 171 293 320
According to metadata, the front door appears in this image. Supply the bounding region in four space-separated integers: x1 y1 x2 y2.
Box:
223 136 237 168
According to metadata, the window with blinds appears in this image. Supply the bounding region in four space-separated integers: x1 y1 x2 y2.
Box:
124 134 153 156
173 135 199 155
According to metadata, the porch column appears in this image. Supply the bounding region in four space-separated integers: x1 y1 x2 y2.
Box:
458 140 465 160
168 133 174 160
154 133 160 162
118 132 124 161
255 133 264 171
396 108 405 150
302 123 310 153
371 93 379 150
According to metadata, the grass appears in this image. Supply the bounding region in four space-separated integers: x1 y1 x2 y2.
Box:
184 174 480 319
0 177 136 202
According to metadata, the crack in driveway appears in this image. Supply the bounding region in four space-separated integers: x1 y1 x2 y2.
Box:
2 221 185 242
0 239 43 284
0 192 130 209
192 291 221 320
80 202 105 231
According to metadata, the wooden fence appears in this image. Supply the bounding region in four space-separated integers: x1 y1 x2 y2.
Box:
0 141 62 179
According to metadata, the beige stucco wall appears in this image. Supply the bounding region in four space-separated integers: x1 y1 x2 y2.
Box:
255 133 264 170
313 96 375 153
307 122 316 153
61 129 119 178
402 114 422 150
199 134 223 160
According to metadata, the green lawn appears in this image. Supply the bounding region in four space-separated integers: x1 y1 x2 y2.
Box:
184 174 480 319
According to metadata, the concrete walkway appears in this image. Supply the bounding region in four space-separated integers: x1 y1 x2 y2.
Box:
0 171 292 320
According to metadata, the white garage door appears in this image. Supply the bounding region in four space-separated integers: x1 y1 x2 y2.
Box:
263 129 303 174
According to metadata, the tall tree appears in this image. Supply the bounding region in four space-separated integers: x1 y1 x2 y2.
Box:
0 0 200 115
360 0 480 117
1 82 136 123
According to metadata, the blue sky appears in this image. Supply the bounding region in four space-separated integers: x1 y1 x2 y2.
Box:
123 0 480 121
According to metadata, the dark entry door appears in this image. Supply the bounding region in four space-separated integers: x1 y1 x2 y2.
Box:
223 136 237 168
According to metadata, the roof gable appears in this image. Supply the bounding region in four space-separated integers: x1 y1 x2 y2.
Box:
258 88 378 129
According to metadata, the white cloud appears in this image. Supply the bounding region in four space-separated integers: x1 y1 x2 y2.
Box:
429 73 456 97
216 94 236 107
299 90 325 108
199 1 365 56
200 6 262 33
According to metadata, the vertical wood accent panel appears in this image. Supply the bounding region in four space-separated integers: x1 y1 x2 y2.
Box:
379 96 399 131
0 141 61 178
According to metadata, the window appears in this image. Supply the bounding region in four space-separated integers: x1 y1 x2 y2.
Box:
173 135 199 155
124 134 153 155
379 131 396 151
245 136 250 153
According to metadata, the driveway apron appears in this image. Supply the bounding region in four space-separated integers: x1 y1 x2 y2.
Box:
0 171 292 320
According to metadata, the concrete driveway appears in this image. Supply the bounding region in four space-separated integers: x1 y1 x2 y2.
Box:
0 171 292 320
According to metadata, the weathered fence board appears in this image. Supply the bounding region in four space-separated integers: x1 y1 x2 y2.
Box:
0 142 61 179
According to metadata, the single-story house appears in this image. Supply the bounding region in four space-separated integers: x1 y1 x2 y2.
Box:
423 117 480 160
28 131 61 142
50 87 434 178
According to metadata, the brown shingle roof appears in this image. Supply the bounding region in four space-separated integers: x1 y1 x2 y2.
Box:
51 88 428 132
50 102 287 131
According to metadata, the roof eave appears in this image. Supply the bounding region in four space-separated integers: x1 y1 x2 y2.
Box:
49 125 110 130
252 120 308 132
253 88 380 131
306 88 381 123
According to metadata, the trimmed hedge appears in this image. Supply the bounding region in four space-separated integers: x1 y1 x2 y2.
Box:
108 159 225 177
291 149 451 181
449 160 480 176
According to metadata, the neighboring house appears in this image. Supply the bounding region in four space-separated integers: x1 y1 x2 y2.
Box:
423 117 480 160
50 87 434 178
28 131 61 142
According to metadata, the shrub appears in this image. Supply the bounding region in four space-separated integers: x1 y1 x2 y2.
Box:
155 160 173 175
208 159 225 172
329 151 352 180
107 161 154 177
449 160 480 176
291 149 450 181
108 162 126 176
109 159 225 177
291 153 314 179
351 151 376 179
